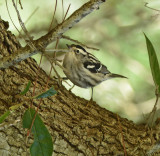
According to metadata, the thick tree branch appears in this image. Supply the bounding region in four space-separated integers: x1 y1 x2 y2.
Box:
0 0 106 69
1 17 160 156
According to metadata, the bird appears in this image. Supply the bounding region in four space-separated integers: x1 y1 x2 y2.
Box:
62 44 127 102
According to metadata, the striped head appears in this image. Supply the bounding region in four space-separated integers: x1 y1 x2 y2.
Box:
66 44 88 61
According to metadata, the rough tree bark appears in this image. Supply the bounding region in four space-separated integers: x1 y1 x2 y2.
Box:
0 2 160 156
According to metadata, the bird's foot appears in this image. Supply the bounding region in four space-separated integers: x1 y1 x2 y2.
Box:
86 98 93 107
69 85 75 92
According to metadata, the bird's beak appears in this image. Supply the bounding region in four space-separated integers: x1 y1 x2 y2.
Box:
66 44 71 49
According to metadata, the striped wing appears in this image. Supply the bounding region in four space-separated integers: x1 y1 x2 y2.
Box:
83 53 110 74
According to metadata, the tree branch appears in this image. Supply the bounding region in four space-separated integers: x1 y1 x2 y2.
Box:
0 0 106 69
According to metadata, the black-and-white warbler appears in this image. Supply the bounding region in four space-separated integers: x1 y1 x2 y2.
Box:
63 44 127 100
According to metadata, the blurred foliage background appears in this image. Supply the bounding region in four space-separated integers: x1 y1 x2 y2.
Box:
1 0 160 123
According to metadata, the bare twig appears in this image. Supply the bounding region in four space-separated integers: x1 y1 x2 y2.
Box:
48 0 57 31
28 48 52 137
5 0 21 34
26 51 44 138
12 0 35 49
28 0 62 136
52 2 71 62
19 0 23 9
19 7 39 35
44 55 65 71
0 0 106 69
51 2 71 85
145 2 160 12
30 53 44 108
40 0 106 46
62 35 99 51
52 38 59 68
63 4 71 22
62 0 64 21
45 54 71 87
45 49 69 53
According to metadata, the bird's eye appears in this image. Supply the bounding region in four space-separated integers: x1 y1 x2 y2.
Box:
74 49 79 54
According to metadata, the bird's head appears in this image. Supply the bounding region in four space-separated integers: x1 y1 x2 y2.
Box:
66 44 88 60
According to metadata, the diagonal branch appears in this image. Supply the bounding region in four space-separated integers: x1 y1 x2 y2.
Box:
0 0 106 69
37 0 106 47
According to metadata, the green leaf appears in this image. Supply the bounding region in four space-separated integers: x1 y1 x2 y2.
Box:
20 81 31 95
23 109 53 156
0 110 10 124
144 33 160 94
35 87 57 99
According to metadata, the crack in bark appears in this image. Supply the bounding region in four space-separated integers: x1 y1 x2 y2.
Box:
59 133 86 156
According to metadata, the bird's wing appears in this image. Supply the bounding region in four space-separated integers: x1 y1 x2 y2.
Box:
83 58 110 74
83 60 101 73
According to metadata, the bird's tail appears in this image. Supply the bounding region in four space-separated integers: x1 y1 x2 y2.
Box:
106 73 127 79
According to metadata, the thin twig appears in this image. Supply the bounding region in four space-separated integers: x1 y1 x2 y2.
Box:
5 0 21 34
27 53 44 137
28 45 64 136
1 0 106 69
145 3 160 12
39 0 106 46
28 22 62 136
50 0 64 84
45 49 69 53
19 7 39 35
53 2 71 58
12 0 35 49
62 35 99 51
44 53 67 72
52 64 61 83
51 3 71 85
52 63 67 86
30 53 44 108
62 0 64 21
28 51 52 137
53 2 71 63
27 98 43 137
18 0 23 9
63 4 71 22
46 56 71 87
48 0 57 31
